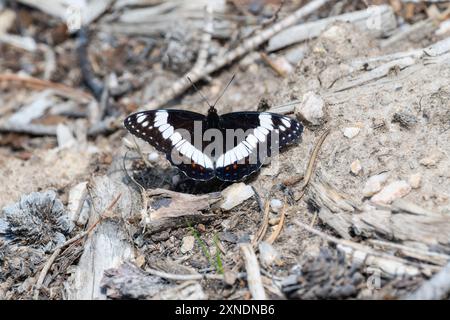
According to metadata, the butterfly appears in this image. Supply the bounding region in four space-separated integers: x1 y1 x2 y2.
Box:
124 76 302 182
124 105 303 182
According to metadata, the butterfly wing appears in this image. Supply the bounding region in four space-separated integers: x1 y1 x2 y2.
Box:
215 112 303 181
124 110 215 181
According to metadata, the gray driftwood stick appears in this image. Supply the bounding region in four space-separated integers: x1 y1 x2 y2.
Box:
143 188 221 234
267 5 396 52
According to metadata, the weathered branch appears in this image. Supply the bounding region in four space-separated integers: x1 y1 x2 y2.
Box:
141 0 331 110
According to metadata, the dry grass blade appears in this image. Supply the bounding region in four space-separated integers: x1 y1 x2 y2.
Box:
294 129 330 201
266 199 286 245
253 199 271 247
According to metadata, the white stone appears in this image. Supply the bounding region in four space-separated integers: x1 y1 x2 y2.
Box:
343 127 361 139
0 10 16 35
409 173 422 189
294 91 325 126
220 183 255 211
363 172 390 197
271 56 294 75
56 123 76 149
350 159 362 175
258 241 281 267
436 19 450 36
419 152 442 168
147 152 159 163
270 199 283 213
180 235 195 254
371 180 412 204
322 24 345 39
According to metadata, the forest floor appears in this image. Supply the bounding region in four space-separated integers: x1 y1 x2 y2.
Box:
0 0 449 300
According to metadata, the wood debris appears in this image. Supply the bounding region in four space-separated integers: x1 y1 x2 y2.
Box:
1 0 450 301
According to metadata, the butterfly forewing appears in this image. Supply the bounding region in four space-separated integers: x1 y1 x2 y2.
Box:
124 110 215 180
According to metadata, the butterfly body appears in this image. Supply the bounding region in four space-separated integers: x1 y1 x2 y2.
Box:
124 106 303 182
206 107 220 129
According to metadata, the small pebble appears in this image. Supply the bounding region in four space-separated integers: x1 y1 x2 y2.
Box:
148 152 159 162
56 123 76 148
220 183 255 211
197 224 206 233
270 199 283 213
258 241 281 267
408 173 422 189
180 235 195 254
350 159 362 175
0 10 16 35
436 19 450 36
294 91 324 126
343 127 361 139
371 180 412 204
248 63 259 74
322 24 345 39
270 56 294 75
269 217 281 226
363 172 390 197
223 271 237 286
135 254 146 268
419 152 442 168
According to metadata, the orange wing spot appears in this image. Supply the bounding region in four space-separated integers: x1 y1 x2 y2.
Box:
191 162 196 168
233 163 238 170
225 166 230 171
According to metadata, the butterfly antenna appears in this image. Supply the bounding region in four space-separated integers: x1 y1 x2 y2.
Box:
212 74 235 107
187 76 212 108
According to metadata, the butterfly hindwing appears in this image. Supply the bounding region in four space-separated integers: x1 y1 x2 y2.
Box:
214 112 303 181
124 110 215 180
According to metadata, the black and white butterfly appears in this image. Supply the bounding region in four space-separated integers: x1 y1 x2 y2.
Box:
124 104 303 182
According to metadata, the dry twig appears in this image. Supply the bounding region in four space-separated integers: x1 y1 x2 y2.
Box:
0 73 93 103
193 4 214 70
146 267 224 281
0 123 57 136
141 0 331 110
368 239 450 267
294 220 441 276
240 243 267 300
